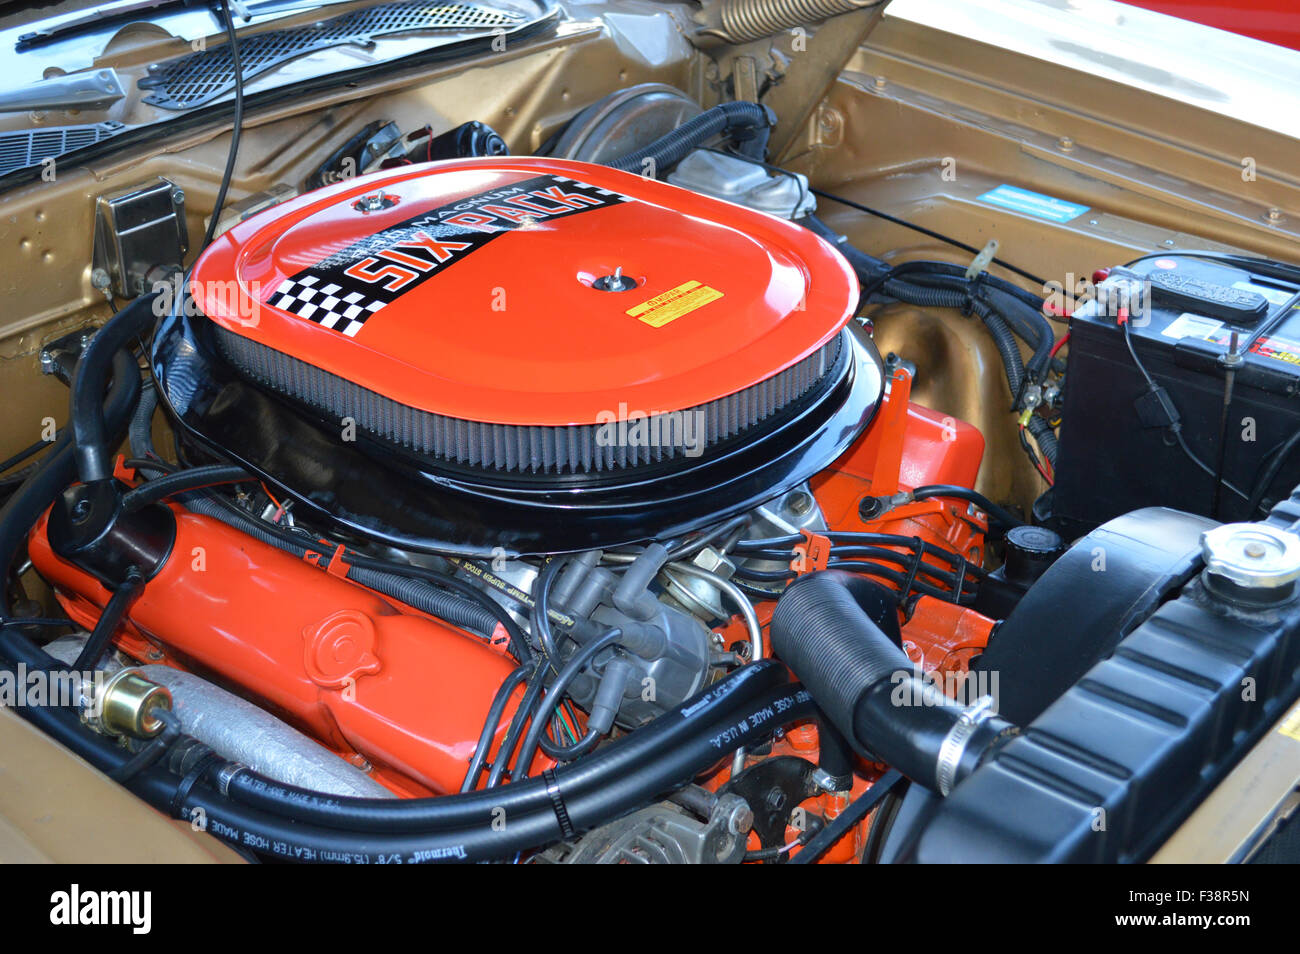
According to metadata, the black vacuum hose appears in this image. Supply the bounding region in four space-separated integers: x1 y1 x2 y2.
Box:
910 485 1024 529
0 347 141 618
71 567 144 671
121 463 251 511
769 572 1015 795
605 101 773 175
69 294 158 483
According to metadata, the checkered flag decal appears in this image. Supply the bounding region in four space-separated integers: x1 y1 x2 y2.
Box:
270 276 383 338
265 174 631 338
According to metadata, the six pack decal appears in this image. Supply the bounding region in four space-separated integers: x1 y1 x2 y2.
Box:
269 174 631 337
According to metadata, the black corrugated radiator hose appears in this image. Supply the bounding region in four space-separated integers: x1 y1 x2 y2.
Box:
769 571 1018 796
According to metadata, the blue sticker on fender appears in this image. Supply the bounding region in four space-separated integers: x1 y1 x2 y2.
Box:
977 184 1089 223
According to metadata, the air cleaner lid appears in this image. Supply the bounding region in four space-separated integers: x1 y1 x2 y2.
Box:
191 156 857 427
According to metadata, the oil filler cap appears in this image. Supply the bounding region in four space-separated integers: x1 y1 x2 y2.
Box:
1200 523 1300 605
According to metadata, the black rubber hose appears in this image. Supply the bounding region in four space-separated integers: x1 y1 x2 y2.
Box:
121 464 251 511
816 715 856 789
605 101 773 175
531 557 564 661
910 485 1024 528
770 573 906 736
69 294 159 484
769 572 1015 793
128 380 157 456
127 380 167 478
0 435 57 477
0 347 141 618
0 629 801 863
346 554 533 663
212 677 811 862
71 567 144 671
218 660 794 834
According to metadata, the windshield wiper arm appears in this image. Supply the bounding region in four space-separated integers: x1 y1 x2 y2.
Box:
17 0 214 51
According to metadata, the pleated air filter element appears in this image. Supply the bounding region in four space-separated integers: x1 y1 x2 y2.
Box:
213 324 845 473
189 157 861 479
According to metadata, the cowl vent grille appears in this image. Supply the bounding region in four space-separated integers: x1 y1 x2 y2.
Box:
139 1 531 110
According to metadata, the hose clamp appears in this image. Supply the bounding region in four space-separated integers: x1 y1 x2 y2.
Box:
935 695 997 797
542 767 576 841
215 761 250 796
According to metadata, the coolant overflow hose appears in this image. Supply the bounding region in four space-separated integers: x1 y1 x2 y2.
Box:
769 572 1017 795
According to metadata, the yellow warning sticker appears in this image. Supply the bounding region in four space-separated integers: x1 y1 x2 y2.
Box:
1280 702 1300 742
627 280 723 328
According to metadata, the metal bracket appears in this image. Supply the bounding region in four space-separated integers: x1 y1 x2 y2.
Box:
0 68 124 113
92 177 188 299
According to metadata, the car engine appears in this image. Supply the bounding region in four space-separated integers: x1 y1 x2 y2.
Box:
1 0 1298 870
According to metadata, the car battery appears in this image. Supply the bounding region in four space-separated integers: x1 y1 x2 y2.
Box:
1050 253 1300 537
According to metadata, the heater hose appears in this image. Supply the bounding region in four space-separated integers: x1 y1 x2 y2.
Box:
0 626 807 861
